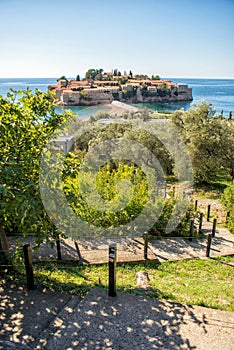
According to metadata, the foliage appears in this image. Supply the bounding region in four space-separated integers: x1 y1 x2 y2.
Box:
141 86 157 97
63 116 193 238
57 76 67 81
63 160 151 231
221 183 234 233
117 77 128 85
157 83 171 97
112 92 120 100
113 69 121 76
121 86 137 100
134 74 149 80
141 84 170 98
85 68 104 80
151 75 160 80
149 198 194 237
73 120 173 175
171 102 234 184
0 89 72 245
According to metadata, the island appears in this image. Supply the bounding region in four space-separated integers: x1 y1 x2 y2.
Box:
48 69 193 106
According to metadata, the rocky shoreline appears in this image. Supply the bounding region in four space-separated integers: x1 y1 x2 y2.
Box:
49 73 193 107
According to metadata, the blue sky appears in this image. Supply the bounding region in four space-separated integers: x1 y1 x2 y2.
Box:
0 0 233 78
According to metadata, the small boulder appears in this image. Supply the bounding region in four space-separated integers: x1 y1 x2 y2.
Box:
136 271 151 289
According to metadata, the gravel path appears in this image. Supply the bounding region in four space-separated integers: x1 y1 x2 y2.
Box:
42 288 234 350
7 221 234 264
1 284 234 350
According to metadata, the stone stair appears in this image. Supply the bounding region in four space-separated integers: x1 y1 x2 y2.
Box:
0 281 80 350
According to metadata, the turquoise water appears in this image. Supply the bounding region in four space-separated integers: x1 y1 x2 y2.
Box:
0 77 233 118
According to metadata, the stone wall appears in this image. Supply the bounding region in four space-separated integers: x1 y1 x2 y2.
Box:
59 84 192 105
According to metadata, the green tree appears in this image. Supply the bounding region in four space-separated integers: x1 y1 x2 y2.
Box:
85 69 96 80
0 89 72 246
171 102 234 184
85 68 103 80
151 75 160 80
157 83 170 97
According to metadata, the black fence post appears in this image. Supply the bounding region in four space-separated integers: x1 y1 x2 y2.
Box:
108 243 117 297
194 200 198 211
172 186 175 198
23 244 34 290
207 204 211 222
189 219 194 242
56 239 62 260
212 218 217 237
131 215 135 236
199 213 203 234
206 234 212 257
143 232 148 260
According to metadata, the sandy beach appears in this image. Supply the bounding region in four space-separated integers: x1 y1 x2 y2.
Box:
108 100 139 115
80 101 139 120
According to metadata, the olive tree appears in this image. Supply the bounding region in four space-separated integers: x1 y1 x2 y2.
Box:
171 102 234 184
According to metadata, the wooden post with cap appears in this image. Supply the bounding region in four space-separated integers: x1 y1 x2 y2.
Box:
23 244 34 290
207 204 211 222
199 213 203 234
108 243 117 297
189 219 194 241
143 232 148 260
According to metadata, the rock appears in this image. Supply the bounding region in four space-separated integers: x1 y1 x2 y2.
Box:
136 271 151 289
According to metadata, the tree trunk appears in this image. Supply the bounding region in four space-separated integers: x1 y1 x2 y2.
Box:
0 225 11 263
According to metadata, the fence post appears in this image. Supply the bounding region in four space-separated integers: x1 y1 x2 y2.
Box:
172 186 175 198
194 200 198 211
74 241 82 261
189 219 194 242
226 211 230 224
207 204 211 222
131 215 135 236
23 244 34 290
108 243 117 297
206 234 212 257
56 239 62 260
212 218 217 237
199 213 203 234
143 232 148 260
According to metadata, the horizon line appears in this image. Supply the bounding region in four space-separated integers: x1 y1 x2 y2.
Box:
1 76 234 80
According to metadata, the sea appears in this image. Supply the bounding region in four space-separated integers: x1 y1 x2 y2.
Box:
0 77 234 118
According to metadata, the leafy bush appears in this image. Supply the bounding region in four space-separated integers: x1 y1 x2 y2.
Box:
63 154 192 237
0 89 72 245
221 183 234 233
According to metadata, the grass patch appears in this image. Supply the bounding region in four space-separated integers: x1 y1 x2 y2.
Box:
13 257 230 311
194 169 233 200
2 257 233 311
